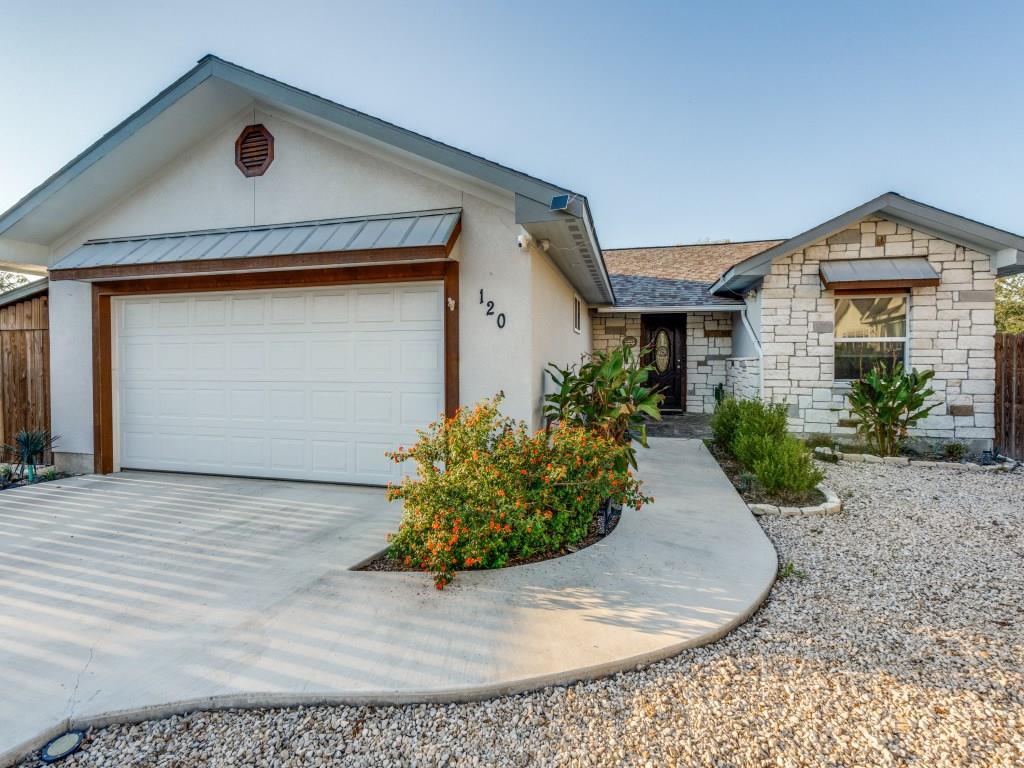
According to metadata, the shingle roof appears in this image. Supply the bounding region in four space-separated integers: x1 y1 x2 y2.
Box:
608 275 744 308
604 240 781 308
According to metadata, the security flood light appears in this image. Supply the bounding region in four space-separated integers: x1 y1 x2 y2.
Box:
549 194 574 212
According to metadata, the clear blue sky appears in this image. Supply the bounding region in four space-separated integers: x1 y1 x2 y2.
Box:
2 0 1022 248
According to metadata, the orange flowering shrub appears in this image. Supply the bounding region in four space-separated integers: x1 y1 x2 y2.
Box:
385 395 652 589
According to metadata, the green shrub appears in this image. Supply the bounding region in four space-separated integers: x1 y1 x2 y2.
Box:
847 363 937 456
736 399 789 441
386 395 653 589
732 431 777 468
711 397 742 448
943 441 969 461
544 343 664 470
752 436 825 498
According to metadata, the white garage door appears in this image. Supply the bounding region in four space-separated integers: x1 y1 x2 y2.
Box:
114 282 444 485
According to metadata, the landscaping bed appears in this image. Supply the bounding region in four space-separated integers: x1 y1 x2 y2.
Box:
0 465 64 492
360 504 621 573
22 460 1024 767
709 443 826 507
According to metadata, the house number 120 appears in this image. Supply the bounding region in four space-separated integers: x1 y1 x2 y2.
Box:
479 289 506 329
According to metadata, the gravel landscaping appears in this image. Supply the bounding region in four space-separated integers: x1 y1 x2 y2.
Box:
19 461 1024 767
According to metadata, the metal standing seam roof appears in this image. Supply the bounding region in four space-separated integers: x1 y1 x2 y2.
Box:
819 257 940 287
51 209 461 271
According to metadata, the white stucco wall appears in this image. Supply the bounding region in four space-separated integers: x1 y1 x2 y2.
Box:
48 279 93 467
44 103 578 466
731 289 762 358
529 245 591 425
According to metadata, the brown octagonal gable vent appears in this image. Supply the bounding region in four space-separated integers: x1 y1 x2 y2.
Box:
235 124 274 177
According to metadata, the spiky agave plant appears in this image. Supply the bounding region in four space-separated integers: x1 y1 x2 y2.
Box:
3 429 58 483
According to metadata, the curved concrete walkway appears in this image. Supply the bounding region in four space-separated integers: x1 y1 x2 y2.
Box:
0 438 776 765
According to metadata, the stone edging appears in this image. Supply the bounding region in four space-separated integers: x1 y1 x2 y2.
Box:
814 447 1020 472
748 484 841 517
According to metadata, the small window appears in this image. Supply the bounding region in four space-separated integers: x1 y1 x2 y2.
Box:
573 296 582 333
834 295 908 380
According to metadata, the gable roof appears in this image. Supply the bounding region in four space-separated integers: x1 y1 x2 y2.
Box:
0 55 613 302
712 192 1024 296
602 240 780 309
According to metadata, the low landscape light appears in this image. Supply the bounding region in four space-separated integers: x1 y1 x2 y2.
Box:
40 731 84 763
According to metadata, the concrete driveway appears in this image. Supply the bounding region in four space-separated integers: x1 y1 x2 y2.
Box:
0 440 777 765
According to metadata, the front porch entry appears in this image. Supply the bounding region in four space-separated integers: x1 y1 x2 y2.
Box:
642 313 686 411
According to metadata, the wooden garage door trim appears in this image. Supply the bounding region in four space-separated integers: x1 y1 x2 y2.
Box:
92 261 459 474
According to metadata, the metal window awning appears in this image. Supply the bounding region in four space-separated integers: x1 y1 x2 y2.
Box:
819 257 940 290
49 208 461 279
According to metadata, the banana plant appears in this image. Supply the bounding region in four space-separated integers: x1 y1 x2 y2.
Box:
846 363 936 457
544 343 664 469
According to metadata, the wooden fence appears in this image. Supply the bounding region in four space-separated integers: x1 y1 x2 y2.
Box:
995 333 1023 461
0 291 50 461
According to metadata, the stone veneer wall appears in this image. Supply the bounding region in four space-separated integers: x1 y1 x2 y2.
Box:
760 216 997 446
590 311 734 414
591 312 642 354
687 313 732 413
726 357 761 401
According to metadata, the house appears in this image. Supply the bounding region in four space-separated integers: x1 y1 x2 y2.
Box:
0 55 604 483
0 56 1021 483
596 194 1024 450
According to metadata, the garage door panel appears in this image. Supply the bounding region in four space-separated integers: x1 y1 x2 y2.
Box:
312 440 349 474
157 387 191 419
401 392 444 426
193 297 227 325
355 289 395 322
193 434 229 466
192 341 227 371
269 389 307 423
399 287 443 322
355 440 397 479
157 300 190 327
310 389 351 422
311 293 351 324
229 296 265 325
269 295 307 324
230 341 266 371
116 283 443 485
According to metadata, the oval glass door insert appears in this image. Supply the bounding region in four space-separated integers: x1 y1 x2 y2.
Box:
654 328 671 373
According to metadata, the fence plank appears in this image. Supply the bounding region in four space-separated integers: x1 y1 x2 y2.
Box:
0 293 51 463
996 333 1024 461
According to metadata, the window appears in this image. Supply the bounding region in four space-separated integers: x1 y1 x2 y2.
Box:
834 295 908 380
573 296 582 333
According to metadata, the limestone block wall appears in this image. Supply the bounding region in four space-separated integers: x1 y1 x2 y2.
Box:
726 357 761 401
760 216 997 446
591 312 642 353
591 311 735 413
687 313 733 413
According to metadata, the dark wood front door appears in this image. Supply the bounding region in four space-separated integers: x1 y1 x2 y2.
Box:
642 314 686 411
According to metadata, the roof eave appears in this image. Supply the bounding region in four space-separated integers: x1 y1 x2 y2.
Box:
597 303 744 313
0 278 48 309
